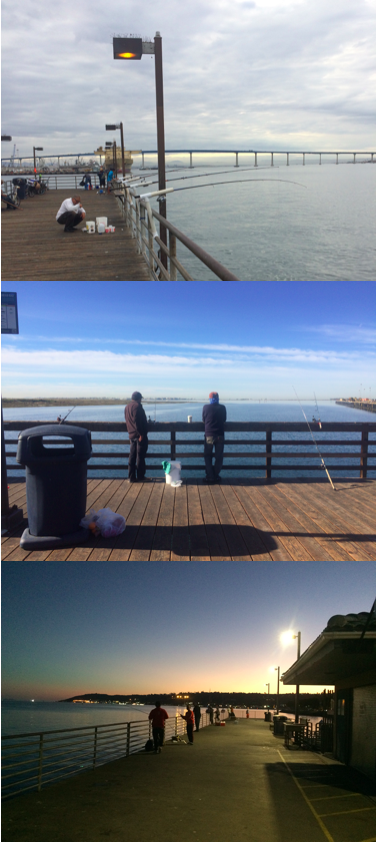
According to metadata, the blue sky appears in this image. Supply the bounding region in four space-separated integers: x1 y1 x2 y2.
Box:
1 281 375 399
1 0 375 160
2 561 375 700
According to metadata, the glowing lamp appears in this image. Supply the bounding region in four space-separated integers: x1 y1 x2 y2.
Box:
113 38 142 60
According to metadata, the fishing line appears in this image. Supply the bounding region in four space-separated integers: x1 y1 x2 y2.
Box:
313 392 322 428
173 177 306 192
293 388 336 491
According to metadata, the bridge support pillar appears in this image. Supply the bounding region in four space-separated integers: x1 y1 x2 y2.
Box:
271 152 274 166
189 152 193 168
235 152 239 167
286 152 289 166
254 152 258 167
303 153 305 165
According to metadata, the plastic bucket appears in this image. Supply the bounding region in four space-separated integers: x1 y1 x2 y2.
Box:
86 221 95 234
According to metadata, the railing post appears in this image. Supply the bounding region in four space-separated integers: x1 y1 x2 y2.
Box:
38 733 43 792
126 722 131 756
169 232 177 280
171 430 176 462
266 430 272 479
360 429 369 479
93 726 98 769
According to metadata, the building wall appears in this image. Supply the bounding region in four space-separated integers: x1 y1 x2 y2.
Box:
350 684 376 779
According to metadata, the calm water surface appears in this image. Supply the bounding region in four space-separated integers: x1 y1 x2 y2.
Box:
4 401 375 479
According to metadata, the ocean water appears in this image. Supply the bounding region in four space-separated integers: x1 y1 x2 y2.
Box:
3 158 375 280
4 400 375 479
147 161 376 280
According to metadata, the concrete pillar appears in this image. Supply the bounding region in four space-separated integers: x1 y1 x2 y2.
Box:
189 152 193 168
271 152 274 166
286 152 289 166
235 152 239 167
254 152 258 167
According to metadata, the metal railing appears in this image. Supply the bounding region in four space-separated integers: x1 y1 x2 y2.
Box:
4 421 375 479
1 710 221 799
114 182 239 280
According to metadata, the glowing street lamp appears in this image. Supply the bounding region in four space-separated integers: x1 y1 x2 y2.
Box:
281 629 301 723
113 32 167 267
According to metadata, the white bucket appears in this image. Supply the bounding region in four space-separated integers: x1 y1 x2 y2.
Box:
166 461 182 487
86 221 95 234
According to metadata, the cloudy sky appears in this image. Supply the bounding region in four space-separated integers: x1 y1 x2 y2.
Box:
2 281 375 399
1 0 375 161
2 561 375 699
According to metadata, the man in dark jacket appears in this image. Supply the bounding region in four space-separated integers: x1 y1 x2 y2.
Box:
202 392 227 483
124 391 149 482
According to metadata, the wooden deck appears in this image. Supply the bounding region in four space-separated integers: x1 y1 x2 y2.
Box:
2 477 375 562
1 189 151 280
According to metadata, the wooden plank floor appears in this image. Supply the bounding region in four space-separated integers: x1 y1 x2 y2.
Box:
1 190 151 280
2 478 375 562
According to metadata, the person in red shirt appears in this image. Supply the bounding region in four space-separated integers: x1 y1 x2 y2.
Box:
148 701 169 754
180 704 195 744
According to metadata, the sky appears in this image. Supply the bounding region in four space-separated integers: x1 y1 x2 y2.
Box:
1 281 375 399
1 0 375 162
2 561 375 700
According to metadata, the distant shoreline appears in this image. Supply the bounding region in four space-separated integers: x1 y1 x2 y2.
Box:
2 398 336 408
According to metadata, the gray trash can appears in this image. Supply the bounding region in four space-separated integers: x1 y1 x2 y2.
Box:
17 424 92 550
273 715 288 735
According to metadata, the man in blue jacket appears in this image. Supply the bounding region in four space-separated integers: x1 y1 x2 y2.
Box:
202 392 227 483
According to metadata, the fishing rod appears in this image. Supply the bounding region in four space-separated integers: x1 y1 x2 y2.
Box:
173 177 306 193
58 406 76 424
293 388 336 491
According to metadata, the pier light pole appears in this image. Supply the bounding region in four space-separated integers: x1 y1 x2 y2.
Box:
281 630 301 723
274 667 280 714
113 32 168 269
106 123 125 177
33 146 43 177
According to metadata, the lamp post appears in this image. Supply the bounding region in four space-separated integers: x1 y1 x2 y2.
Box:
33 146 43 178
274 667 280 714
106 124 125 177
113 32 167 268
265 683 270 711
281 630 301 723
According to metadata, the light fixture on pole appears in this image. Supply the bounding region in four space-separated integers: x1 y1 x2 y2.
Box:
113 32 167 268
106 124 125 177
33 146 43 177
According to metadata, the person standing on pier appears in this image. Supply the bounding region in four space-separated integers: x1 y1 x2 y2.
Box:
125 392 149 482
56 196 86 232
148 701 169 754
193 702 201 732
181 705 195 744
202 392 227 484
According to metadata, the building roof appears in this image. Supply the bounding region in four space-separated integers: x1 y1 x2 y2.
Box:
281 611 375 686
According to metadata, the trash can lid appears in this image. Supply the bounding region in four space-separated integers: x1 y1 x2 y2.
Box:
17 424 92 464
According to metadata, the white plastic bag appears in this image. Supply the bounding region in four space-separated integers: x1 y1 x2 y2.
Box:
96 508 126 537
80 508 126 538
166 461 182 487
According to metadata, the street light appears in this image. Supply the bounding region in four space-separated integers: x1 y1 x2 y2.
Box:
33 146 43 177
106 123 125 178
281 630 301 723
274 667 280 714
113 32 167 267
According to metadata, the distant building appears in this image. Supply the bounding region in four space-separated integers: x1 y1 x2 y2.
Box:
282 610 375 779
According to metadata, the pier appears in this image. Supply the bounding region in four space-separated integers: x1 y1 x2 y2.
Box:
2 420 375 562
1 190 150 281
1 186 240 281
2 719 375 842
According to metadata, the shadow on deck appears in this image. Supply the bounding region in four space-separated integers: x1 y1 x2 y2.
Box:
2 477 375 562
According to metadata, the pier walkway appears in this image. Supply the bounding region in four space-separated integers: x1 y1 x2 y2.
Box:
1 190 150 280
2 477 375 562
2 719 375 842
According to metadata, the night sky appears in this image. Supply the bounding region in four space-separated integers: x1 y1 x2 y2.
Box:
2 561 375 701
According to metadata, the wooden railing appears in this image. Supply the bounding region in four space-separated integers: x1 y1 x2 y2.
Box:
113 182 240 280
4 421 375 479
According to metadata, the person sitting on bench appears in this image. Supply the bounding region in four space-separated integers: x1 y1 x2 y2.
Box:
56 196 86 232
